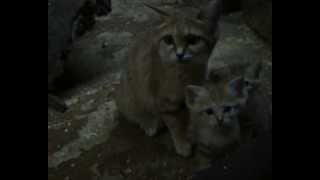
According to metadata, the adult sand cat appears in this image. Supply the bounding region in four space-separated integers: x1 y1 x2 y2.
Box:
115 1 222 157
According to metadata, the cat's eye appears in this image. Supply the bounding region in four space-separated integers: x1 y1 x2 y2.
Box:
244 80 250 86
186 35 201 45
205 108 214 115
163 35 174 45
223 106 233 113
210 72 221 82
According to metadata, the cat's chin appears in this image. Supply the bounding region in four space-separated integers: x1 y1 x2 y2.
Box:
177 54 193 63
177 58 192 64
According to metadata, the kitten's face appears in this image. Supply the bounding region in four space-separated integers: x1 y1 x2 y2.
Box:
185 77 254 148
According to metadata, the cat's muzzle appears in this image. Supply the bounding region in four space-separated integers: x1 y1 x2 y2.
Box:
177 53 193 63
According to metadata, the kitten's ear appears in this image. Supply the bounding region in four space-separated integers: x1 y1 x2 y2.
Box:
198 0 223 31
143 3 171 18
185 85 210 110
227 77 245 97
227 76 260 98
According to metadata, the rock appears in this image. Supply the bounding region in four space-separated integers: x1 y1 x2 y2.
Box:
222 0 242 14
48 0 111 92
100 170 123 180
65 97 79 106
48 94 68 112
48 100 118 168
96 0 112 16
208 13 271 73
72 0 96 40
58 0 159 89
48 0 88 89
81 99 96 111
183 0 241 14
242 0 272 46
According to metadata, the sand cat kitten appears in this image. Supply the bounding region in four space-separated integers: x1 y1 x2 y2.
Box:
185 76 256 152
185 61 263 152
115 2 222 157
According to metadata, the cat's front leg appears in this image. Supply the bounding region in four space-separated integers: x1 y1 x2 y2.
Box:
162 112 192 157
138 117 161 137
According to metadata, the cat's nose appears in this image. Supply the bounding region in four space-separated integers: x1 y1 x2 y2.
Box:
176 53 185 60
176 47 186 61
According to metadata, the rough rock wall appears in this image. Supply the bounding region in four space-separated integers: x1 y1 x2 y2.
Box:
48 0 111 91
243 0 272 46
48 0 87 89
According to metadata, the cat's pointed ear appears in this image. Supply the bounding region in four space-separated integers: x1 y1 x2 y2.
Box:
227 77 244 97
227 76 260 98
143 3 171 18
198 0 223 32
185 85 210 110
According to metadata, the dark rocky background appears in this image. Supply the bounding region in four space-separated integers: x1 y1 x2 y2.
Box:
48 0 272 179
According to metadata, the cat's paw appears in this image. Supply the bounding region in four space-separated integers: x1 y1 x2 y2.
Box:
175 141 192 157
139 121 159 137
145 127 158 137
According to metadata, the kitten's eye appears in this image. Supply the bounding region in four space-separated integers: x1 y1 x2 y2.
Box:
210 72 221 82
205 108 214 115
163 35 174 45
244 80 251 86
223 106 233 113
186 35 201 45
